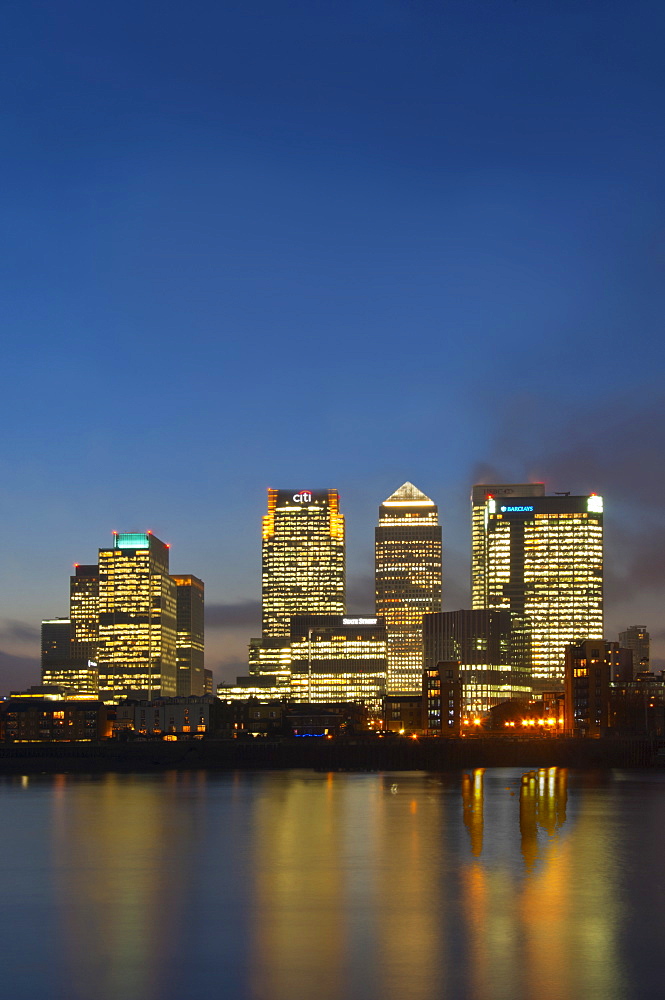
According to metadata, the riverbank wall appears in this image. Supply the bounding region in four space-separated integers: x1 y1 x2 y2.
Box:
0 735 662 774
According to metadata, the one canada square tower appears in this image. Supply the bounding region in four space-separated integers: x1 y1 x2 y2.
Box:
375 482 442 694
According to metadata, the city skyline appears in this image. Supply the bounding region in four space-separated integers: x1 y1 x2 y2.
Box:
2 1 665 690
1 476 659 694
3 5 665 1000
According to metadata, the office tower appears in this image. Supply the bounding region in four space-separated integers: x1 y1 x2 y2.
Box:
564 640 611 735
423 609 531 716
618 625 650 675
41 618 72 663
70 564 99 657
471 483 545 609
248 637 293 691
97 532 177 702
41 616 99 697
41 662 99 698
261 489 345 637
375 482 442 694
289 614 387 711
478 494 603 685
171 575 205 696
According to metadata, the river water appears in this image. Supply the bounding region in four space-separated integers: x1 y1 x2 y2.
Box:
1 767 663 1000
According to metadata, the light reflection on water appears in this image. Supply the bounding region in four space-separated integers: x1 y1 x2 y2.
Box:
1 767 664 1000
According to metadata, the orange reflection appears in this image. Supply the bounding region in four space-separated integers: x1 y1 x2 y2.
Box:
462 768 485 857
29 767 628 1000
49 771 209 1000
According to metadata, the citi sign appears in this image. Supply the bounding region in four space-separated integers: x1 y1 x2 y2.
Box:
293 491 313 503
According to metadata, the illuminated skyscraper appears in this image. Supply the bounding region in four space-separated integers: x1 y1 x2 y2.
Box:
97 532 177 701
261 489 345 638
70 564 99 657
471 483 545 609
375 482 442 694
478 494 604 685
171 574 205 696
41 614 100 698
41 618 72 663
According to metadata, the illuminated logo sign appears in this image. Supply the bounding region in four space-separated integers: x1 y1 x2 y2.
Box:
342 617 378 626
293 491 313 503
500 505 534 513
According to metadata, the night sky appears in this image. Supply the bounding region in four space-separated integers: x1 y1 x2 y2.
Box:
2 0 665 689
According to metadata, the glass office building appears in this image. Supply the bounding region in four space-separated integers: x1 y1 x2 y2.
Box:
172 575 205 697
261 489 345 638
471 483 545 610
289 615 387 712
97 532 177 701
477 494 604 685
375 482 442 694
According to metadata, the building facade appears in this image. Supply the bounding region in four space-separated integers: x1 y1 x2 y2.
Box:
375 482 442 694
114 695 218 737
471 483 545 610
611 671 665 736
261 489 345 638
248 636 293 691
289 615 387 711
172 575 205 696
477 494 603 686
41 618 72 662
70 564 99 656
97 532 177 702
564 639 611 736
423 609 530 716
41 616 100 698
1 699 110 742
423 661 462 735
41 663 99 698
618 625 650 676
382 694 424 733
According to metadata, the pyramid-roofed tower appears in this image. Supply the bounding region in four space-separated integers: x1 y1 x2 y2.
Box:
383 482 435 504
375 482 442 694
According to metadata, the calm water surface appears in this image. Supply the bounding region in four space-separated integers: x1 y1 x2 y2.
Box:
1 767 664 1000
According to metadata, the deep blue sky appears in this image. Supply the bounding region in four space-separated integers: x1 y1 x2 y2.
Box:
2 0 665 687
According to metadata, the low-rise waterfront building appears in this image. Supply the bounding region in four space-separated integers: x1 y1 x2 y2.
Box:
0 699 111 742
564 640 612 736
382 694 424 733
114 695 220 737
423 661 462 735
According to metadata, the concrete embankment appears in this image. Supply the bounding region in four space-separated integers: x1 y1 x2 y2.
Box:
0 736 661 774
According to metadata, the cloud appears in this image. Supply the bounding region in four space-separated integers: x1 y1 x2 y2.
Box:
206 600 261 629
473 391 665 510
0 649 41 694
472 391 665 605
0 619 40 645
